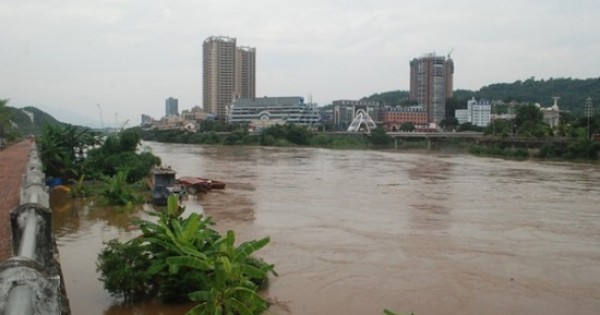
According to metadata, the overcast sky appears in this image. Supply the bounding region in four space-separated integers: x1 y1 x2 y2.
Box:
1 0 599 127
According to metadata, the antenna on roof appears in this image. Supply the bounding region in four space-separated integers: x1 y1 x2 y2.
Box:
447 47 455 59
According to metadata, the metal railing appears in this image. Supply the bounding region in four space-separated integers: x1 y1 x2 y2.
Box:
0 144 70 315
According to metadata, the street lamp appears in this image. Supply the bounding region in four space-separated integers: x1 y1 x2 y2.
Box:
585 97 593 139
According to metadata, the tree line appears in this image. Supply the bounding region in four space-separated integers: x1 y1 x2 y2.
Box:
360 77 600 117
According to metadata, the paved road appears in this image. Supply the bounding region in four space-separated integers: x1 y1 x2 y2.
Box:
0 140 33 262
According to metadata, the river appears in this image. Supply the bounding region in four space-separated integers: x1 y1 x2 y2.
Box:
53 142 600 315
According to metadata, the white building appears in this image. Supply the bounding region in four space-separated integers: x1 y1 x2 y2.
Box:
455 98 492 127
228 96 320 126
539 97 561 128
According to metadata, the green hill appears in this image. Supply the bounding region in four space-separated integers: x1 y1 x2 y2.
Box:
363 90 410 106
477 77 600 115
9 106 63 135
362 77 600 117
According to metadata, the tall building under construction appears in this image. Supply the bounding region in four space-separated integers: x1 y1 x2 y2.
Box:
235 46 256 100
409 53 454 124
203 36 256 121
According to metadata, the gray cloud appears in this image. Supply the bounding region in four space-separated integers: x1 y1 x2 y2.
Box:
1 0 599 126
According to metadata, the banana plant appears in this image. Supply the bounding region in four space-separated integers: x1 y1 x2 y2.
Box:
137 196 220 277
98 195 277 309
172 230 275 315
100 170 140 206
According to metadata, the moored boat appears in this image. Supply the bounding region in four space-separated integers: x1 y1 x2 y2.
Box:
148 166 183 205
177 176 226 194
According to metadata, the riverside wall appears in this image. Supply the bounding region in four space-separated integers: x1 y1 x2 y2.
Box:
0 140 34 262
0 139 71 314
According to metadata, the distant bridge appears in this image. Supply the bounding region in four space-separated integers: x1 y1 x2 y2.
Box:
386 131 484 139
325 131 576 150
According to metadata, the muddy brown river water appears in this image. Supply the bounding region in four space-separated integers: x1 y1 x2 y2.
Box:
53 142 600 315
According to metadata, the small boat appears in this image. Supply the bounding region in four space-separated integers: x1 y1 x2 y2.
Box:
148 166 184 205
178 176 226 194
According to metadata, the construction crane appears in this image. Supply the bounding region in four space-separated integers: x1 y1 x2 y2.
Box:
120 119 130 132
96 104 104 128
447 47 455 59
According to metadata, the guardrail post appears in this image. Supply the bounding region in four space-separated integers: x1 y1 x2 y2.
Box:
10 204 54 265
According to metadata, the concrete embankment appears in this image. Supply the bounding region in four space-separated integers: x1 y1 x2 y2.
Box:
0 140 71 314
0 140 34 262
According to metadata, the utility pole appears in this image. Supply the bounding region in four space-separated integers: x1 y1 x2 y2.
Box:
586 97 593 139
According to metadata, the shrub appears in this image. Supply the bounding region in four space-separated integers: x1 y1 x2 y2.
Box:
96 239 153 301
100 170 142 206
311 134 333 147
97 196 277 313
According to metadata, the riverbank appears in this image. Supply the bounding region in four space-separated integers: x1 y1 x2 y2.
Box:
140 127 599 161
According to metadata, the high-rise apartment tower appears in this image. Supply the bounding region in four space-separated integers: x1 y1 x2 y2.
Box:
165 97 179 116
235 46 256 100
203 36 256 121
409 53 454 124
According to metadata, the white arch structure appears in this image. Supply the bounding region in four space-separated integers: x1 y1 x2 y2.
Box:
347 109 376 132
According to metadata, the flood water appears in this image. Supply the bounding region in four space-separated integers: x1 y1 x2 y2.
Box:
54 142 600 315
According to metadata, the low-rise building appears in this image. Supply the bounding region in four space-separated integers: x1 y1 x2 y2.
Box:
456 98 492 127
540 97 561 128
381 106 428 131
141 114 154 125
142 115 196 131
228 96 320 126
181 106 215 123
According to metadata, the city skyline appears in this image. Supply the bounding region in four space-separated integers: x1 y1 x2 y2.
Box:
202 36 256 122
1 0 599 127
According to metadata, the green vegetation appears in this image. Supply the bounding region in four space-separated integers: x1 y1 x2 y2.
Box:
99 170 143 206
38 124 161 205
439 117 459 131
85 128 161 182
445 77 600 116
480 102 600 160
363 90 410 106
144 117 600 160
514 104 552 137
359 78 600 117
537 138 600 160
97 196 276 314
38 124 102 179
9 106 63 135
468 144 529 159
399 122 416 132
97 238 154 301
478 77 600 116
0 99 20 142
142 124 378 149
39 125 161 182
1 101 66 141
369 127 392 147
